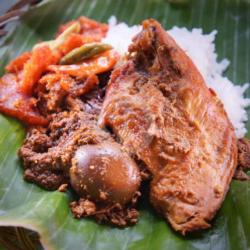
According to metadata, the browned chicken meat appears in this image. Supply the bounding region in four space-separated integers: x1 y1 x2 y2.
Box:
99 19 238 234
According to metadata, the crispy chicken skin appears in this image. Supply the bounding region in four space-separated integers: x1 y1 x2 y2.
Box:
99 19 238 234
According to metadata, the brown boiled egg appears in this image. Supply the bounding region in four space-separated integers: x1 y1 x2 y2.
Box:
70 142 141 205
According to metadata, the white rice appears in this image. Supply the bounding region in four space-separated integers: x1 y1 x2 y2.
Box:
102 16 142 55
102 16 250 138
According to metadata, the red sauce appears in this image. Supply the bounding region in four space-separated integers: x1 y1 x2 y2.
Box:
0 73 48 126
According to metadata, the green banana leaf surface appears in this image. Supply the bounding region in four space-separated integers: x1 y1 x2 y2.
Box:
0 0 250 249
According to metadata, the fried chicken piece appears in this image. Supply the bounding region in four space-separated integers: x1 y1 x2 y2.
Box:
99 19 238 234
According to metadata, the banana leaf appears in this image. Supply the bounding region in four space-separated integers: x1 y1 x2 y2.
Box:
0 0 249 249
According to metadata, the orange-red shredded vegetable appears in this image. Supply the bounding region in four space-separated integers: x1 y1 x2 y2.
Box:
0 16 113 126
57 16 108 42
20 46 59 95
5 52 31 73
48 50 119 79
0 74 48 126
